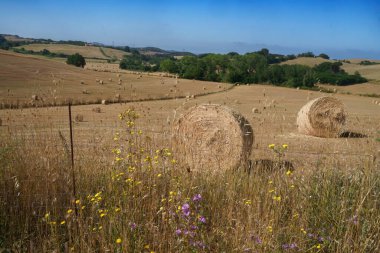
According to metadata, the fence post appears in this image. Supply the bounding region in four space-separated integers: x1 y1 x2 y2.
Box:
68 103 77 215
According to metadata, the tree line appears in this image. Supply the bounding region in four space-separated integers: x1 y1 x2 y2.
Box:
119 49 366 87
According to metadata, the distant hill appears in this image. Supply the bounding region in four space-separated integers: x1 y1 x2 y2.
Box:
281 57 380 82
280 57 332 67
15 43 128 60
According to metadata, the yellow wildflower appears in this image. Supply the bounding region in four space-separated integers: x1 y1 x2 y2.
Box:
67 209 73 214
268 144 275 149
116 238 122 244
282 144 288 149
60 220 66 225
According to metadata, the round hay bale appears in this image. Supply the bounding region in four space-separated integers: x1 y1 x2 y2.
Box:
75 114 84 122
101 99 107 105
252 108 259 113
172 104 254 172
297 96 346 138
32 95 38 101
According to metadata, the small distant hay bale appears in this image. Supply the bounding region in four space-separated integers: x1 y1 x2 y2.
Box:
101 99 108 105
115 93 121 100
75 114 84 122
109 78 112 82
172 104 254 172
99 80 104 84
92 107 101 113
252 108 259 113
297 96 346 138
82 90 89 94
32 94 38 101
80 80 85 84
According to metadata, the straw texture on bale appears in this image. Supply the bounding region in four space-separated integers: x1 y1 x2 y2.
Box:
172 104 254 172
297 96 346 138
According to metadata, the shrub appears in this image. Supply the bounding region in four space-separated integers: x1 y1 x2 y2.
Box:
66 53 86 68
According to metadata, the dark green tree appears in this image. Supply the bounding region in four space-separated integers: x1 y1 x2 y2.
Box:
66 53 86 68
318 53 330 59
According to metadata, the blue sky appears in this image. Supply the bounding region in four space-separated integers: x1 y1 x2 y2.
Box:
1 0 379 59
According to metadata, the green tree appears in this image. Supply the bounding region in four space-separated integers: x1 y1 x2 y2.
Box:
318 53 330 59
66 53 86 68
159 59 179 73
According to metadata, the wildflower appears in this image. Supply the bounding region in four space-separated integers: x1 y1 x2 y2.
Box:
268 144 275 149
67 209 73 214
316 244 321 249
81 205 86 210
182 203 190 216
130 222 137 230
157 173 162 178
44 212 50 219
192 194 202 202
286 170 292 176
267 225 273 233
144 245 150 249
115 157 123 162
100 213 107 218
282 144 288 149
199 216 206 223
171 159 177 164
244 200 252 205
273 196 281 201
75 199 80 204
301 228 307 234
175 229 182 235
60 220 66 225
116 238 122 244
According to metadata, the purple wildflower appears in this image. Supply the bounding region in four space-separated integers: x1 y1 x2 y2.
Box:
199 216 206 224
192 194 202 202
190 225 198 230
352 214 359 225
129 222 137 230
175 229 182 235
182 203 190 216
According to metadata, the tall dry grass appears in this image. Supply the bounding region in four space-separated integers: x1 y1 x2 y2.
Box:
0 109 379 252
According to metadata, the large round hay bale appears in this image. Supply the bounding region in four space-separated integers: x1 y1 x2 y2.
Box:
172 104 254 172
297 96 346 138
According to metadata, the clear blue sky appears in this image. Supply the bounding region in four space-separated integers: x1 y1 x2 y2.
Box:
1 0 379 59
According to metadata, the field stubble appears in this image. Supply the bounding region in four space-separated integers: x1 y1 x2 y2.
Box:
0 55 380 251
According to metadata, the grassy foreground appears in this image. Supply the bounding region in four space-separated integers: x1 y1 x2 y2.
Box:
1 109 379 252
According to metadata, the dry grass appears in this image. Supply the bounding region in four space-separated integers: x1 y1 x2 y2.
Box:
0 109 379 252
1 53 380 251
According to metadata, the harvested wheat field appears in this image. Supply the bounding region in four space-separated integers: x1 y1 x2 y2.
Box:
1 84 378 170
0 50 231 108
15 43 127 60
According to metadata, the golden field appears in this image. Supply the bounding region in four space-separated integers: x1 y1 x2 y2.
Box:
1 51 380 252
